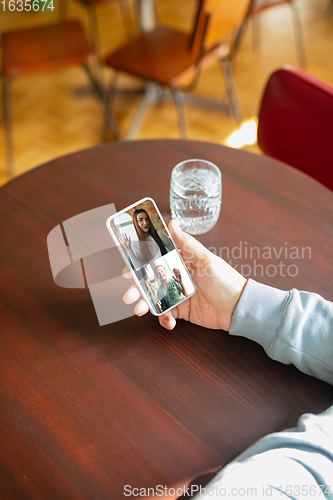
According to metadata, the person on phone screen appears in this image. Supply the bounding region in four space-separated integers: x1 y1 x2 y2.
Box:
123 220 333 500
154 265 187 311
119 209 173 270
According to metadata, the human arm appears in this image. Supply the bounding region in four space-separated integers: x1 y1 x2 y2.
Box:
123 221 333 499
119 233 143 268
124 239 145 270
230 279 333 385
143 279 333 499
172 268 187 296
119 233 131 251
125 220 333 382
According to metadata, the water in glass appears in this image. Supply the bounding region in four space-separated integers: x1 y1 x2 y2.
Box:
170 159 222 235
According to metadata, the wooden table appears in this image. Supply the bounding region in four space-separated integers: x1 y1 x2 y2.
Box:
0 139 332 499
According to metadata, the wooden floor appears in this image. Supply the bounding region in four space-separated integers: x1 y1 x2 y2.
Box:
0 0 333 185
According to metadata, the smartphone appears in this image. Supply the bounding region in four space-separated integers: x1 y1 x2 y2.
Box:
106 197 196 316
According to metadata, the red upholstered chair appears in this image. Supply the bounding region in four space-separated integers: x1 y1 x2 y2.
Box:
257 66 333 191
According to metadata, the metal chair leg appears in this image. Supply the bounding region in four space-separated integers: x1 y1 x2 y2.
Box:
229 21 249 61
251 14 261 51
172 90 187 138
290 2 307 69
87 5 103 63
125 83 156 140
219 58 242 127
87 0 136 62
117 0 136 37
3 77 15 178
83 64 120 140
136 0 156 32
87 4 107 85
101 71 119 142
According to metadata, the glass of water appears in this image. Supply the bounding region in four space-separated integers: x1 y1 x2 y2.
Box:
170 159 222 235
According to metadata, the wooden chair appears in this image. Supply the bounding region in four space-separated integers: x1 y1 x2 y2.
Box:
247 0 306 68
1 20 119 177
257 66 333 191
104 0 254 139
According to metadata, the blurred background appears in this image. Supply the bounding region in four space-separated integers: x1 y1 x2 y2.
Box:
0 0 332 186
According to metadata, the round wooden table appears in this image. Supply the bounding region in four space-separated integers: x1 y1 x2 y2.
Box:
0 140 332 499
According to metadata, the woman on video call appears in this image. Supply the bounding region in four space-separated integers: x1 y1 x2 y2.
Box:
120 209 174 269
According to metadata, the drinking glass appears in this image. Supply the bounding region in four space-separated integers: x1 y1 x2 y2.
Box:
170 159 222 235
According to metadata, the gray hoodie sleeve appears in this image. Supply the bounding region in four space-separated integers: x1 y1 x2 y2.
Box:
229 279 333 385
192 280 333 499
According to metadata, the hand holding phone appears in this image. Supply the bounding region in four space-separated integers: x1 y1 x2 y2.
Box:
122 218 248 331
106 197 196 316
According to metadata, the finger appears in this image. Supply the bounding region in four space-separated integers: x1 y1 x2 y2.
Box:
134 299 149 316
168 219 206 261
122 266 132 280
123 284 141 304
168 219 187 246
159 311 177 330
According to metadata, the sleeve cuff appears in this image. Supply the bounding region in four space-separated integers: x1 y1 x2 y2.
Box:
229 279 291 352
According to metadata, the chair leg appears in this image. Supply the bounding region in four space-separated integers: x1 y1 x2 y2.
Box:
87 5 107 85
83 64 120 140
219 58 242 127
101 71 119 143
251 14 261 51
87 5 103 64
172 90 187 139
290 3 307 69
229 21 249 61
136 0 156 32
117 0 136 38
125 83 156 140
3 77 15 178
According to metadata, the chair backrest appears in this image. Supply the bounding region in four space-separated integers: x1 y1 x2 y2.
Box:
197 0 254 49
257 66 333 191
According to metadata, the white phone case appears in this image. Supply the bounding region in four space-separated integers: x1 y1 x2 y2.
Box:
106 197 196 316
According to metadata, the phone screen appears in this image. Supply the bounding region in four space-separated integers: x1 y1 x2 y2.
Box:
106 197 196 316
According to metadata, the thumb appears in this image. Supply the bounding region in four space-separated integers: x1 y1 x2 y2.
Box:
168 219 208 262
168 219 191 248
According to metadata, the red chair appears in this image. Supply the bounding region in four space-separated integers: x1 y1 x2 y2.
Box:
257 66 333 191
